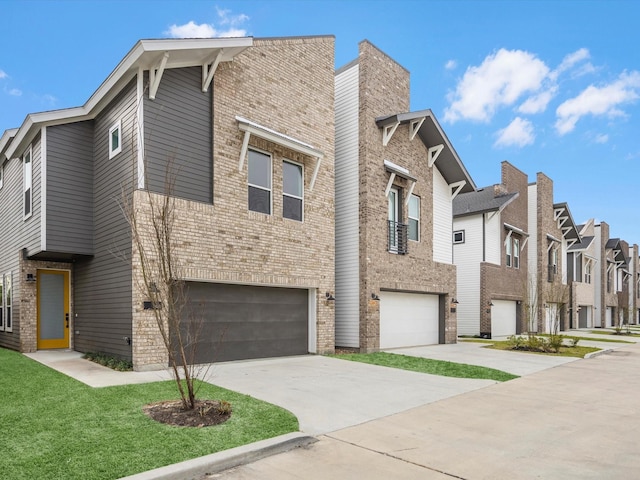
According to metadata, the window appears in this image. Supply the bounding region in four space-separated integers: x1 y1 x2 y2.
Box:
453 230 465 244
283 160 303 221
506 236 512 267
3 273 11 333
23 146 32 218
0 163 3 190
248 149 272 215
408 195 420 242
108 120 122 159
513 238 520 269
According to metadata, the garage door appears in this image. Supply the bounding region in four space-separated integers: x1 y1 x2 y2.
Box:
491 300 517 338
379 291 439 348
175 282 308 363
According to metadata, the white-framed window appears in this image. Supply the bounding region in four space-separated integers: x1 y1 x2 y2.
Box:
506 236 513 267
585 262 591 284
408 194 420 242
2 273 11 333
0 162 3 190
513 238 520 269
248 149 272 215
282 160 303 221
23 146 32 219
108 120 122 159
453 230 465 244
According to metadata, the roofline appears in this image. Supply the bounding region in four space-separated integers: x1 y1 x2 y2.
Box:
0 128 18 161
5 37 253 160
375 109 477 192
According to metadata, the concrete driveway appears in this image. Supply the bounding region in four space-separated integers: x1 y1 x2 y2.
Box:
214 344 640 480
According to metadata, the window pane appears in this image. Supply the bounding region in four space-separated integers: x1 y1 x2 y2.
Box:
249 186 270 214
24 189 31 216
248 150 271 188
408 218 419 241
409 195 419 218
283 161 302 197
111 128 120 150
283 196 302 221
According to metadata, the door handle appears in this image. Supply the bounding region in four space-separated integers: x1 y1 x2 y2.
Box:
65 313 69 329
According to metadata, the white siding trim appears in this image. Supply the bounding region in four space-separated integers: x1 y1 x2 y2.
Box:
40 127 47 251
453 215 483 336
433 167 452 264
335 64 360 347
136 67 145 189
308 288 317 353
485 211 501 265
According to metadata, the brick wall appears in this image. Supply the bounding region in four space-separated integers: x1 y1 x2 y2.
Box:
356 40 457 350
131 36 336 369
480 162 529 335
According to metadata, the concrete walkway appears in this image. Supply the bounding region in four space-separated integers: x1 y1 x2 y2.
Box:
214 343 640 480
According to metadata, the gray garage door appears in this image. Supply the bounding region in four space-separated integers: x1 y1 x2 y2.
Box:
174 282 308 363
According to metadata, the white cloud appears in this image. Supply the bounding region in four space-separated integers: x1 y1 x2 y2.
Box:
549 48 590 81
494 117 535 148
555 71 640 135
6 87 22 96
518 87 557 114
445 59 457 70
594 133 609 144
0 69 7 79
165 9 248 38
444 49 549 123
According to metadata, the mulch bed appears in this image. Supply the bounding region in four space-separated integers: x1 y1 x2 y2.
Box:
143 399 232 427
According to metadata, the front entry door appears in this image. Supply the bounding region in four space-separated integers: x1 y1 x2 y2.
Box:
37 270 70 349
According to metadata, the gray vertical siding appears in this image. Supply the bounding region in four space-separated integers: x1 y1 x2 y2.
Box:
46 122 94 255
74 79 137 361
144 67 212 203
0 154 23 351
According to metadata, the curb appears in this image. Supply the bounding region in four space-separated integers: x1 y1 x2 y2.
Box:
118 432 317 480
584 348 614 359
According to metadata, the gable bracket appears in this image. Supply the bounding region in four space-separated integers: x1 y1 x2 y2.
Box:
521 237 529 250
404 180 416 205
409 117 425 141
504 229 513 247
385 172 397 198
382 121 400 146
149 52 170 100
450 180 466 200
202 49 224 93
238 130 251 172
428 144 444 167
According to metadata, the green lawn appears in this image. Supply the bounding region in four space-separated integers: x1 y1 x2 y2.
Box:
0 348 298 480
589 330 640 338
332 352 518 382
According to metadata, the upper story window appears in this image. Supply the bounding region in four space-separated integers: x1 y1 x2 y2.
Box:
0 163 3 190
283 160 303 221
453 230 465 244
248 149 272 215
408 194 420 242
513 238 520 269
23 146 32 219
506 236 513 267
109 120 122 159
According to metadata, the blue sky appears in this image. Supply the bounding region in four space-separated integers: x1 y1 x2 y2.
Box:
2 0 639 244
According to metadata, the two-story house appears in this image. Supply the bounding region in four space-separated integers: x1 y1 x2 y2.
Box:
453 161 529 338
566 219 598 328
334 40 475 352
527 173 580 333
594 226 629 328
0 36 336 370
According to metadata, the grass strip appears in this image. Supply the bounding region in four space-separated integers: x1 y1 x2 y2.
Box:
332 351 518 382
0 348 298 480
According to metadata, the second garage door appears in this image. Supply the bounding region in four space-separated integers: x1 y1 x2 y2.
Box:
175 282 309 364
379 291 440 349
491 300 517 338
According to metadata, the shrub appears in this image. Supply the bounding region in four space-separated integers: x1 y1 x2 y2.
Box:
83 352 133 371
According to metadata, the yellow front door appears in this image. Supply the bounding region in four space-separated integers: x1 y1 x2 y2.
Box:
37 270 70 349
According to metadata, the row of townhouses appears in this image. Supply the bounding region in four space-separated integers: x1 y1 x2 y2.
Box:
0 36 637 371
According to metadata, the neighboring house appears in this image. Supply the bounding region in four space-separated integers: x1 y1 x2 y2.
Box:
527 173 580 333
595 230 630 328
334 40 475 352
0 36 336 370
453 161 529 338
629 244 639 325
567 219 598 328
